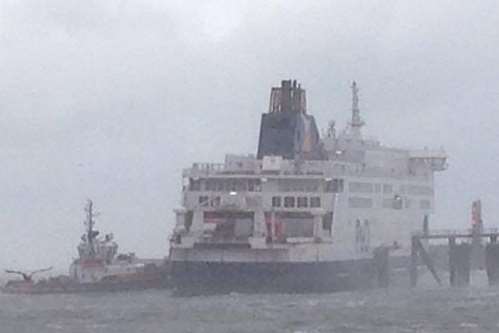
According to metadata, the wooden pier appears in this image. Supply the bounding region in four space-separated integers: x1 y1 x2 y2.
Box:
409 228 499 287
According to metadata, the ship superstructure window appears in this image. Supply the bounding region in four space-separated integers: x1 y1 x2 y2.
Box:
202 179 262 192
284 196 295 208
199 196 209 207
405 199 412 208
203 212 254 240
407 185 433 196
420 200 431 209
278 179 319 192
382 199 393 208
297 197 308 208
210 196 221 207
325 179 344 193
393 195 403 209
226 180 243 192
310 197 321 208
348 197 373 208
272 196 281 207
383 184 393 194
189 178 201 191
248 179 262 192
277 212 314 238
349 182 373 193
382 196 404 209
205 179 216 191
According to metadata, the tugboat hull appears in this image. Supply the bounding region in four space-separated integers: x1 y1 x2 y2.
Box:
2 273 168 295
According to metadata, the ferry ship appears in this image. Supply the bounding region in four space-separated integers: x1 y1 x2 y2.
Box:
169 80 447 294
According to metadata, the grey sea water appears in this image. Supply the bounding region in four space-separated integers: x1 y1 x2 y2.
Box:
2 280 499 333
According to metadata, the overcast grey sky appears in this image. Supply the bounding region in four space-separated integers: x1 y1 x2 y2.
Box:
1 0 498 270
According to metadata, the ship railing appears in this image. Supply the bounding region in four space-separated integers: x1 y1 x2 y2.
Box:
185 160 432 179
409 148 447 159
412 228 499 238
186 163 262 176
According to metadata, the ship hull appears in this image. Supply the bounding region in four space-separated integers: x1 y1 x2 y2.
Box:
170 257 408 295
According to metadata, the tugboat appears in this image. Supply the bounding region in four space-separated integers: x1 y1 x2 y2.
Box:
3 200 167 294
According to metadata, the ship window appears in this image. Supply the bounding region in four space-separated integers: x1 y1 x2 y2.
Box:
382 199 393 208
248 179 261 192
393 195 403 209
383 184 393 194
305 183 319 192
226 180 237 191
210 196 221 207
310 197 321 208
199 196 209 207
278 179 319 192
272 196 281 207
236 180 247 191
349 182 373 193
297 197 308 208
284 196 295 208
216 180 224 191
278 212 314 238
322 212 333 236
205 179 216 191
348 197 373 208
420 200 431 209
407 185 433 196
326 179 344 193
189 178 201 191
405 199 412 208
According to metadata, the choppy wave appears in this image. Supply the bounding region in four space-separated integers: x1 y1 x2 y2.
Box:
1 272 499 333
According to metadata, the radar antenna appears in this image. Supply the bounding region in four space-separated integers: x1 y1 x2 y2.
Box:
350 81 364 138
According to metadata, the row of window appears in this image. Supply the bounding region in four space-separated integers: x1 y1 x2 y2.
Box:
191 178 431 199
190 179 262 192
198 196 220 207
272 196 321 208
348 182 432 196
349 196 432 210
190 178 344 193
349 182 394 194
197 194 429 210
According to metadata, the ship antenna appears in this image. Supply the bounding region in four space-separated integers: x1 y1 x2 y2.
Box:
350 81 364 138
84 199 99 256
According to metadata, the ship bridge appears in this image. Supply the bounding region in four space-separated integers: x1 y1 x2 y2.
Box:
409 149 448 172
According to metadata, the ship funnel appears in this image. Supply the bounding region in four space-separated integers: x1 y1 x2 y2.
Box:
257 80 323 160
268 79 307 114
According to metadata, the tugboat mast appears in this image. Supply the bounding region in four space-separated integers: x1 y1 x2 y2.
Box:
84 199 98 256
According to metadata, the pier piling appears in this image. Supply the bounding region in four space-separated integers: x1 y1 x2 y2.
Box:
373 246 390 288
485 237 499 285
449 241 471 287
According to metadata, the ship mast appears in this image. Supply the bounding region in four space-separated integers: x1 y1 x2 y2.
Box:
84 199 98 256
350 81 364 138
